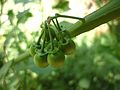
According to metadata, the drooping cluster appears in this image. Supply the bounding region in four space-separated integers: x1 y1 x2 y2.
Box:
29 14 85 68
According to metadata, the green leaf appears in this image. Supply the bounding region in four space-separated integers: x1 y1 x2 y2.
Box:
7 10 14 25
17 9 32 24
52 0 69 12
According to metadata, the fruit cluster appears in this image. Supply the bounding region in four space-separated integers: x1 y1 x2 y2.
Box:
29 28 75 68
29 14 84 68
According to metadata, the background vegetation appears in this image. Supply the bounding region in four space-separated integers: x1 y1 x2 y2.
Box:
0 0 120 90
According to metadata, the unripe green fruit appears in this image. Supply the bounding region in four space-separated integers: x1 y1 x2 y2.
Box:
47 51 65 68
34 53 48 68
61 39 76 55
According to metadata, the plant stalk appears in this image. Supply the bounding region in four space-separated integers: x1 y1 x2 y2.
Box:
68 0 120 37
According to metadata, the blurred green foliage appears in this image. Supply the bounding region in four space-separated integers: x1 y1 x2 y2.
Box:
52 0 69 12
0 0 120 90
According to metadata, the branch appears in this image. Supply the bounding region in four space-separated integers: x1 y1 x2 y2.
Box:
14 51 30 64
68 0 120 37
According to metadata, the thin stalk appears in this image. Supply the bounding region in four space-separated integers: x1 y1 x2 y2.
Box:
55 13 85 23
48 25 54 50
49 14 85 23
55 18 66 43
55 18 62 31
51 19 64 43
51 19 62 40
41 30 46 52
37 29 44 45
50 20 60 42
52 19 59 30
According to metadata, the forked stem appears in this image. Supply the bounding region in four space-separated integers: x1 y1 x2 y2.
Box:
55 13 85 23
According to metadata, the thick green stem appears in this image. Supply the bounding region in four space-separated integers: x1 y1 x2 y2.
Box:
68 0 120 37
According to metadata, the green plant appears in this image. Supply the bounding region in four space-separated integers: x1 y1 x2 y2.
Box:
13 0 120 64
0 0 120 89
28 14 81 68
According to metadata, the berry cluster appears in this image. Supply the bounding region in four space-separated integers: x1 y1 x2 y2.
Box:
29 14 85 68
